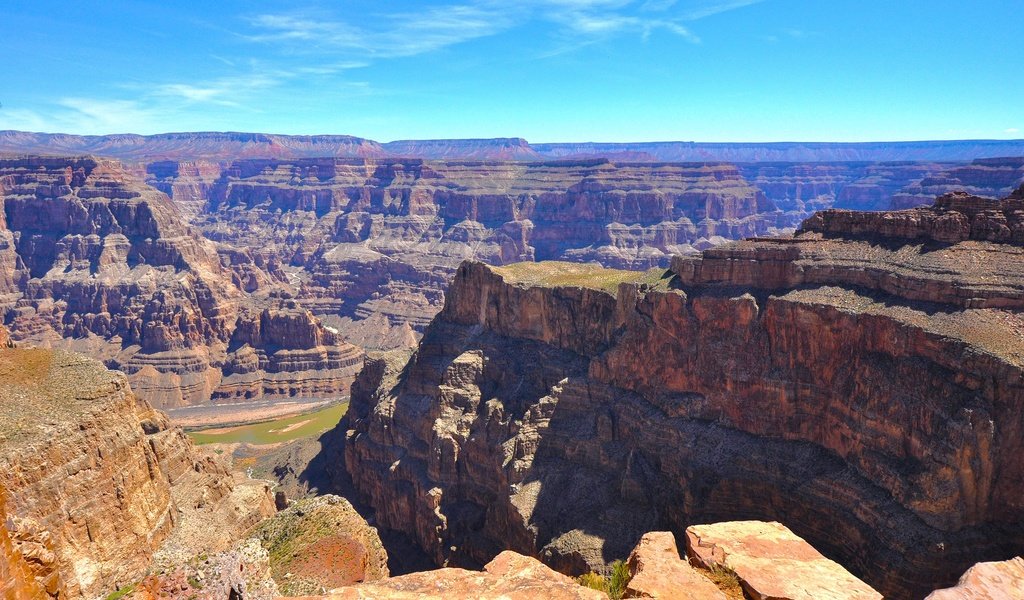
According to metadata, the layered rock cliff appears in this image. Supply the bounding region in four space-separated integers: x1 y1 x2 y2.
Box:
890 157 1024 209
340 188 1024 599
0 342 242 598
197 158 794 347
0 156 362 408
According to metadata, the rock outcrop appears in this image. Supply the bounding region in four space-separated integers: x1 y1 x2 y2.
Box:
685 521 881 600
0 156 363 408
926 557 1024 599
144 160 223 218
247 494 389 595
340 190 1024 599
0 343 262 599
320 550 606 599
624 531 726 599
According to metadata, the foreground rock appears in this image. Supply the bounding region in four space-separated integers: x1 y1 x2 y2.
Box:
319 551 605 599
128 539 279 600
624 532 726 599
0 342 274 598
248 495 388 595
925 557 1024 599
685 521 880 600
341 190 1024 599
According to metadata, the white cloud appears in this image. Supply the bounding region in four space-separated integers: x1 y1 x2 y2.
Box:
244 4 516 59
243 0 765 59
1007 128 1020 134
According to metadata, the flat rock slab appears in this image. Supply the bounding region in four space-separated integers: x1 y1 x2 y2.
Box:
625 531 726 599
685 521 881 600
321 550 606 599
926 557 1024 599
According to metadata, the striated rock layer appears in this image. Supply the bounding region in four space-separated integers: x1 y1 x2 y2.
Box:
198 157 794 346
340 189 1024 599
0 156 363 408
0 344 241 599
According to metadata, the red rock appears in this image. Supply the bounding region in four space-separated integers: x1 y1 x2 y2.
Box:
926 557 1024 599
0 346 266 599
341 187 1024 600
624 531 725 599
685 521 881 600
319 550 606 599
0 156 363 409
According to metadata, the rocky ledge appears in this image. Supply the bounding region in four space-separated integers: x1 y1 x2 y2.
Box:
340 188 1024 599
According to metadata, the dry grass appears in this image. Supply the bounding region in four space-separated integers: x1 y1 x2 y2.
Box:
576 560 631 599
0 348 53 385
694 562 745 600
493 261 670 294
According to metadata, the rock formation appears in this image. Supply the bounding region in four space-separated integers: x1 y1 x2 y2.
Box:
685 521 880 600
926 557 1024 599
320 551 606 599
127 538 280 600
6 130 1022 163
891 157 1024 209
0 341 269 599
196 157 792 348
0 156 363 408
739 161 964 213
247 494 389 595
144 160 223 218
624 532 726 599
340 189 1024 599
0 131 387 162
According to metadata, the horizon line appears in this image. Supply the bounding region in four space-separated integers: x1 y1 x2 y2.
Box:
2 129 1024 146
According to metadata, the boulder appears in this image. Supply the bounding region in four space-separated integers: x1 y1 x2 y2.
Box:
685 521 881 600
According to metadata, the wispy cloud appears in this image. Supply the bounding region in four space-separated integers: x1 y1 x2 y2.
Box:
244 0 766 59
1007 128 1021 134
244 4 517 59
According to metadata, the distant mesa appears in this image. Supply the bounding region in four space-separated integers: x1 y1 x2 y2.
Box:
3 129 1024 162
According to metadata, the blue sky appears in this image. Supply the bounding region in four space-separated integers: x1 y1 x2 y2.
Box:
1 0 1021 142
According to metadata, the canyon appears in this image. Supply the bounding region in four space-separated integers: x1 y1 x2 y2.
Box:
0 156 364 409
1 134 1022 414
339 186 1024 599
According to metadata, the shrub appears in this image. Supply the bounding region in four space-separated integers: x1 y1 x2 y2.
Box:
576 560 631 599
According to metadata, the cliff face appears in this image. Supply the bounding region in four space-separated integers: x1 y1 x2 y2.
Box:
0 344 236 599
198 158 793 347
890 157 1024 209
0 156 363 408
341 191 1024 599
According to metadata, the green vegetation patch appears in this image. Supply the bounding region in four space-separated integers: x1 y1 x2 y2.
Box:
493 261 670 294
104 583 136 600
188 402 348 445
577 560 631 599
